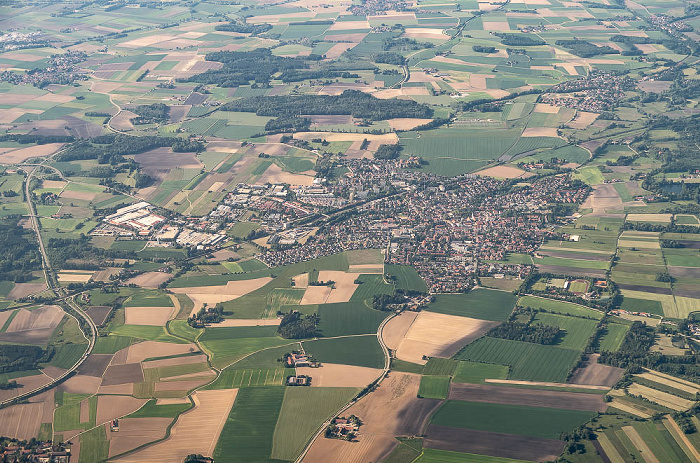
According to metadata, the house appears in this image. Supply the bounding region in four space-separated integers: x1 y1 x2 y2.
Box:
287 375 310 386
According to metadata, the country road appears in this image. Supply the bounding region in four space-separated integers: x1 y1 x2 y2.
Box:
0 158 97 408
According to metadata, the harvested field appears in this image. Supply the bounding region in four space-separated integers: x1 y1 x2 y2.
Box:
424 425 565 462
59 375 101 395
0 374 51 401
77 354 113 377
295 363 382 387
580 184 622 216
299 285 332 305
638 370 700 395
324 42 357 59
568 353 624 387
627 383 694 410
302 372 441 463
622 425 659 463
317 271 359 303
99 384 134 395
257 163 315 186
170 277 273 316
292 273 309 288
382 311 418 351
535 104 560 114
475 165 528 179
0 403 43 440
294 132 397 144
569 111 598 129
113 389 238 463
107 417 172 458
0 143 64 163
522 127 560 138
124 306 173 326
86 306 113 326
93 268 121 283
60 190 96 201
125 341 198 363
484 379 609 390
449 383 606 412
627 213 672 223
7 283 46 300
396 312 498 364
214 319 281 327
347 264 383 273
96 396 147 425
102 364 144 386
126 272 173 288
387 118 434 131
5 305 63 332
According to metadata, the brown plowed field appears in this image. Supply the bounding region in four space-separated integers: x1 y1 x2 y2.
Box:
80 398 90 423
303 372 441 463
0 374 51 401
113 389 238 463
59 375 102 395
78 354 114 377
126 341 197 363
5 305 63 332
111 346 129 365
142 354 207 369
41 366 67 379
99 383 134 395
107 417 172 458
0 402 43 439
7 283 46 300
96 396 147 425
102 364 144 386
125 272 173 288
448 383 607 412
569 354 624 387
86 306 113 326
424 425 565 462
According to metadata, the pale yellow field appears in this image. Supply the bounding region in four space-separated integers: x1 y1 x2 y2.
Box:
317 271 360 304
0 143 64 163
257 163 315 186
124 306 174 326
292 273 309 288
627 383 693 411
294 132 398 144
475 165 529 179
396 312 497 364
296 363 382 388
522 127 560 138
623 426 659 463
637 370 700 395
534 103 560 113
214 318 281 327
57 273 94 283
170 277 273 316
627 213 673 223
387 118 434 131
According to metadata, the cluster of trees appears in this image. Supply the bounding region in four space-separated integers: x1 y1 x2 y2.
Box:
0 345 51 374
188 303 224 328
46 236 136 270
554 40 619 58
264 116 311 133
382 37 433 51
472 45 496 53
0 133 73 145
133 172 153 189
496 33 545 46
488 321 562 345
214 21 272 35
374 144 402 160
373 52 406 65
130 103 170 125
222 90 433 120
277 311 319 339
372 293 406 311
0 380 18 390
598 322 655 367
181 48 321 87
279 70 359 83
0 219 42 283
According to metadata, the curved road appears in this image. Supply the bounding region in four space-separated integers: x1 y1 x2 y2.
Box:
0 159 97 408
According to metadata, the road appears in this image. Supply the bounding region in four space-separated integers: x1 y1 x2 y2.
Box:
0 159 97 408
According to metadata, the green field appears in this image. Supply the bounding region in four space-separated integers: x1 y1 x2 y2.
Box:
518 296 603 319
598 322 630 352
205 368 290 389
302 335 385 369
452 361 509 384
199 326 292 369
431 400 595 439
92 335 133 354
423 358 459 376
124 290 173 307
532 313 599 350
110 325 188 344
418 375 451 399
620 296 664 316
384 264 428 293
349 274 395 301
46 343 88 369
213 387 285 463
271 387 359 460
129 399 191 418
78 425 109 463
456 337 581 382
317 301 388 337
426 289 517 322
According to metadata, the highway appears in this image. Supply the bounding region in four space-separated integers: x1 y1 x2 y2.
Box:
0 160 97 408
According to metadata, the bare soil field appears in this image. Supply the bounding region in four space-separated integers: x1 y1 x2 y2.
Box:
61 189 96 201
535 104 560 114
300 285 333 305
0 374 51 401
86 306 113 326
125 272 173 288
125 341 198 363
102 363 145 386
568 353 624 387
0 310 13 330
387 118 434 131
99 383 134 395
0 402 43 440
124 306 173 326
0 143 64 163
59 375 102 395
296 363 382 388
92 268 121 282
580 184 623 216
347 264 383 274
135 148 202 175
303 372 441 463
142 354 208 370
568 111 599 129
77 354 114 377
318 271 360 303
5 305 63 332
257 163 315 186
475 165 529 179
107 417 172 458
324 42 358 58
96 396 148 425
381 311 418 352
7 282 46 300
170 277 273 316
396 312 498 364
80 398 90 423
42 366 67 379
449 383 606 412
424 425 565 462
113 389 238 463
